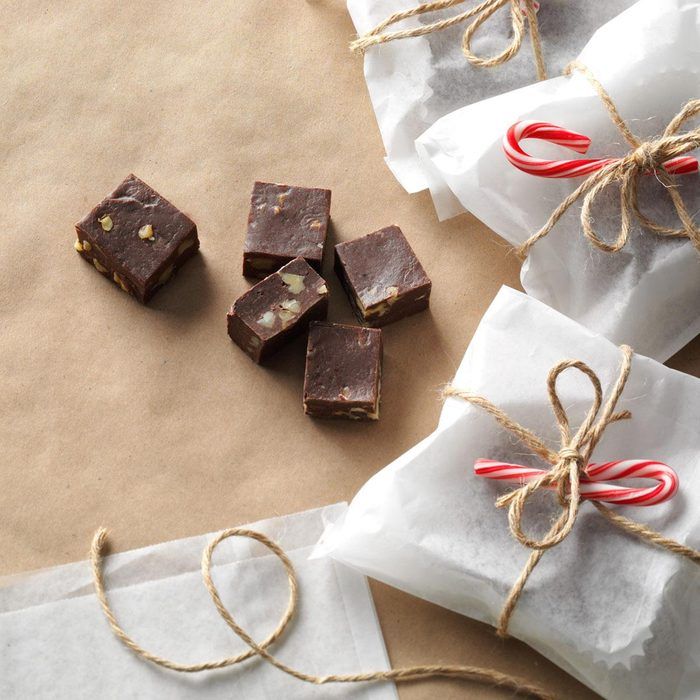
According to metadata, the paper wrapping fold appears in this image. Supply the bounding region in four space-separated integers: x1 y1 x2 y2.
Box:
415 0 700 361
318 287 700 700
347 0 637 191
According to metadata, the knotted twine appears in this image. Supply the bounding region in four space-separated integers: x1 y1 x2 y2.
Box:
351 0 547 82
443 345 700 638
517 61 700 258
91 530 550 698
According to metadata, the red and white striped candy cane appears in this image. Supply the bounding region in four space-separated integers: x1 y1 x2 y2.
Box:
503 120 699 178
474 458 678 506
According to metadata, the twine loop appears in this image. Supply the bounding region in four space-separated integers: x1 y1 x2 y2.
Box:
90 527 552 698
351 0 547 82
518 62 700 258
444 345 700 637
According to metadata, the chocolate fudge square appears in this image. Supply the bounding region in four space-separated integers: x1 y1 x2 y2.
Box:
303 322 382 421
335 225 431 327
74 174 199 303
228 257 329 363
243 181 331 278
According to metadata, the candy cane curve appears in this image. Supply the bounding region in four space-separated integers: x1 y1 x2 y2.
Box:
474 458 678 506
503 120 699 178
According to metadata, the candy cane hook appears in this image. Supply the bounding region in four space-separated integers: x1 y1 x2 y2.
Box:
503 120 698 178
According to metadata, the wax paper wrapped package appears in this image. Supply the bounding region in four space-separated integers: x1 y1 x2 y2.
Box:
0 504 396 700
318 287 700 700
415 0 700 362
347 0 636 192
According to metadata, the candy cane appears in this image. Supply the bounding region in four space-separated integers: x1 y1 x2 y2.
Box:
474 458 678 506
503 120 699 178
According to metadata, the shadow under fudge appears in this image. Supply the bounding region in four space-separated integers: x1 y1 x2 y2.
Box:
147 253 215 319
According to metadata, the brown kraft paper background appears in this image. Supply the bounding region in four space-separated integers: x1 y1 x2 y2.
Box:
2 2 698 698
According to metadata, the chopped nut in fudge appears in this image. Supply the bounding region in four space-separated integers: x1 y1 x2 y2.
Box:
334 225 431 327
243 181 331 278
227 257 329 363
74 174 199 303
303 322 382 420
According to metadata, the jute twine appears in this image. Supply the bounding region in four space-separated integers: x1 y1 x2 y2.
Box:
351 0 547 82
443 345 700 638
518 61 700 259
91 527 552 698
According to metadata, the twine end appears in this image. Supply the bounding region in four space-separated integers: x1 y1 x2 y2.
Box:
514 243 529 261
441 384 457 401
495 626 509 640
92 528 109 555
494 493 513 509
349 36 370 54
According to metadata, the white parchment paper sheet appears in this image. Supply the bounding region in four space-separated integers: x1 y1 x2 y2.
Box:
319 287 700 700
416 0 700 362
347 0 636 192
0 504 397 700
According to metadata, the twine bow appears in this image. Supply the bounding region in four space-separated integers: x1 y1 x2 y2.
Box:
444 345 700 637
518 62 700 258
493 351 634 553
351 0 547 82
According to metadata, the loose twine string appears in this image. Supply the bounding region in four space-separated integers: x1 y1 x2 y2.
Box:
443 345 700 637
517 61 700 258
91 528 551 698
351 0 547 82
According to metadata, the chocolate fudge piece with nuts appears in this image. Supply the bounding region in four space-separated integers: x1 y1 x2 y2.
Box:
227 257 329 363
303 322 382 421
74 174 199 303
243 181 331 278
334 225 431 327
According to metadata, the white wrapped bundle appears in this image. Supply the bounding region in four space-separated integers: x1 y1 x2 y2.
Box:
318 287 700 700
347 0 636 192
416 0 700 361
